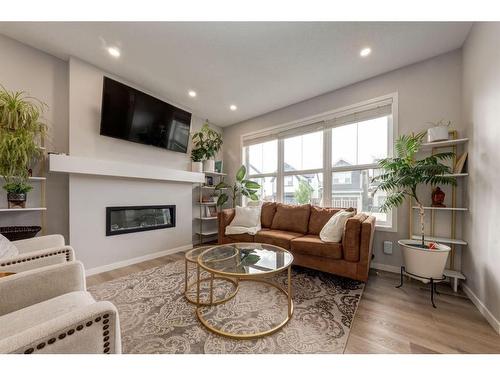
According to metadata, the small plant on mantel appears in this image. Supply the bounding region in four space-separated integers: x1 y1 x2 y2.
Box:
372 131 456 247
215 165 261 208
191 120 223 172
0 86 47 208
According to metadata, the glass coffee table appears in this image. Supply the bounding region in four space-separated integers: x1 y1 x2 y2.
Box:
194 242 294 340
184 246 239 306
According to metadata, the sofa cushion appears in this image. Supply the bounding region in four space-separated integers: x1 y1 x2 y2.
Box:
290 235 343 260
308 206 343 235
255 229 303 250
0 291 95 339
271 203 311 234
0 234 18 259
226 233 255 243
260 202 277 228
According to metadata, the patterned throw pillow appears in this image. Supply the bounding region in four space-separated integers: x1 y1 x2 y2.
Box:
0 233 19 259
319 210 355 243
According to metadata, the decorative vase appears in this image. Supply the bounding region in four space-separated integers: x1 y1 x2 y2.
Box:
191 161 203 173
427 126 449 143
7 192 27 209
203 159 215 173
398 239 450 282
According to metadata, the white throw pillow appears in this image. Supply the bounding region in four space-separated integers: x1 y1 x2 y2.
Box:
230 205 261 228
0 233 19 259
319 210 355 243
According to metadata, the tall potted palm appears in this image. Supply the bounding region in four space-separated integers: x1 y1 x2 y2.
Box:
373 131 456 280
0 86 47 208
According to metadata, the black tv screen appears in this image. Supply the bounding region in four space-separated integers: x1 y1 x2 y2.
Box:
100 77 192 153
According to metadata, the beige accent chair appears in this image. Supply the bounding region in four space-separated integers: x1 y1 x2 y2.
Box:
0 261 121 354
0 234 75 274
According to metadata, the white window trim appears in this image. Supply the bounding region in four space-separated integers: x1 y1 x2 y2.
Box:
241 93 399 232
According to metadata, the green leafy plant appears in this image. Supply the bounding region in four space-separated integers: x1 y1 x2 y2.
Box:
294 178 314 204
190 147 205 162
191 120 223 161
3 181 33 194
214 165 261 208
0 86 47 192
373 131 456 247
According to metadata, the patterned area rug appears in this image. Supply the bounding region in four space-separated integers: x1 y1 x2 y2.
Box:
88 259 364 353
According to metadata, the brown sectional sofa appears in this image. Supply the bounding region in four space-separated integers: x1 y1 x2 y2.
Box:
218 202 376 281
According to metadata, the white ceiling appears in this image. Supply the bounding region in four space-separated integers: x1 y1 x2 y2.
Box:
0 22 472 127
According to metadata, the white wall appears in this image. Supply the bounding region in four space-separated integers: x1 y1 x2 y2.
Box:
461 23 500 330
222 50 464 269
0 34 69 241
68 58 221 271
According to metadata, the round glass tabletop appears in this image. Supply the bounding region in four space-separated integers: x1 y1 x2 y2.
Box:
185 246 211 263
198 243 293 277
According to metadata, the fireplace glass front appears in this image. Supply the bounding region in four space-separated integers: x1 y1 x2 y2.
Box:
106 205 176 236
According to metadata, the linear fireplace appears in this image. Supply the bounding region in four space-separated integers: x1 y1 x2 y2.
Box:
106 205 176 236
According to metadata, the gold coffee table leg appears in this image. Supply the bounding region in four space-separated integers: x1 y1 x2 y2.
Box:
196 263 201 305
184 259 188 294
196 274 294 340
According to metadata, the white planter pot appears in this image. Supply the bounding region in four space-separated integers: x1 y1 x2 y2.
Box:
203 159 215 173
427 126 449 143
191 161 203 173
398 239 450 283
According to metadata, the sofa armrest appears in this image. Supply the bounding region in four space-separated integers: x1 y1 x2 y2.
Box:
0 261 86 316
342 213 368 262
0 301 121 354
357 215 376 278
218 208 235 243
0 246 75 274
13 235 65 253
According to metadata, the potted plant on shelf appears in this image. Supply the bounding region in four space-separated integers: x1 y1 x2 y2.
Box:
0 86 47 209
191 120 223 173
373 131 456 281
215 165 261 208
190 147 204 173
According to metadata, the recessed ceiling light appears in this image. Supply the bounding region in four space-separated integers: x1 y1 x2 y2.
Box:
107 46 121 58
360 47 372 57
188 90 197 97
230 105 237 111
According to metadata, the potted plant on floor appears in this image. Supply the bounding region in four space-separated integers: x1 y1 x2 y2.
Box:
373 131 456 281
191 120 223 173
0 86 47 208
215 165 261 208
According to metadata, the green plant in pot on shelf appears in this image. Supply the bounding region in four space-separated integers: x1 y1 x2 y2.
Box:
372 131 456 280
191 120 223 173
190 147 205 173
0 86 47 208
215 165 261 208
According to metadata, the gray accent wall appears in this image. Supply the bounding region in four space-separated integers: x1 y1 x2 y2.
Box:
461 23 500 329
222 50 464 270
0 34 69 241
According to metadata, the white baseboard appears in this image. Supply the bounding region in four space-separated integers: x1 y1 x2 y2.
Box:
85 243 193 276
370 262 401 274
462 283 500 335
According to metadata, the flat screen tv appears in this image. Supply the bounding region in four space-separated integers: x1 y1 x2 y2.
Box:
100 77 192 153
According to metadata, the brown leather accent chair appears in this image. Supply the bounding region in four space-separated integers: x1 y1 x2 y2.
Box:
218 202 376 282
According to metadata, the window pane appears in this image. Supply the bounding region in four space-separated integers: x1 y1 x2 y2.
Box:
332 169 390 226
249 176 277 202
284 131 323 172
332 116 389 167
246 140 278 175
283 173 323 205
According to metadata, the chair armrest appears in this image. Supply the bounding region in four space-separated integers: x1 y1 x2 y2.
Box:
218 208 235 243
13 234 65 253
0 301 121 354
0 261 86 316
0 246 75 273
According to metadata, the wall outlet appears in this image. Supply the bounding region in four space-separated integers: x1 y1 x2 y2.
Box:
383 241 393 255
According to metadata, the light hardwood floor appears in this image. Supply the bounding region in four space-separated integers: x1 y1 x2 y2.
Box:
86 253 500 354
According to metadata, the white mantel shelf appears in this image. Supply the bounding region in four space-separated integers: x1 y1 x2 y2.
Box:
49 154 205 183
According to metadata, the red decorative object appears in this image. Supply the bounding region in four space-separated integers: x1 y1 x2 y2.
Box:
431 186 446 207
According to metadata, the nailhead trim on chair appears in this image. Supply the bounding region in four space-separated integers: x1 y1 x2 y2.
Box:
23 313 112 354
0 249 72 266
